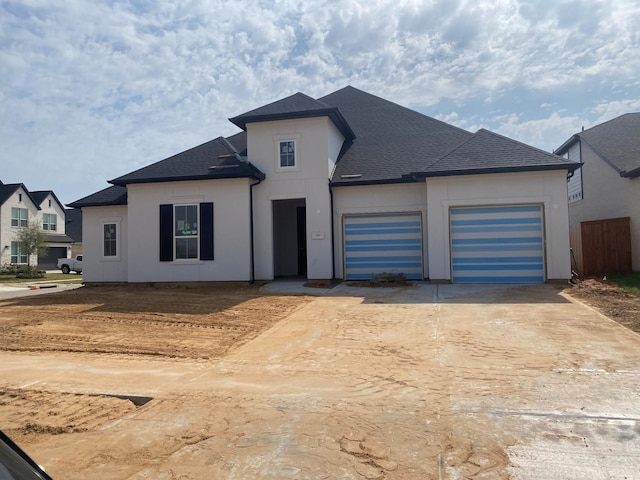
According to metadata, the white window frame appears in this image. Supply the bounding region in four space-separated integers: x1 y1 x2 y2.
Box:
274 134 300 172
11 207 28 227
100 217 121 261
103 223 118 258
174 204 199 261
43 213 57 231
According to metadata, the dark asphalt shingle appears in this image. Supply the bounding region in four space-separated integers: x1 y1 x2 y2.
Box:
421 129 580 177
68 185 128 208
64 208 83 242
109 136 264 186
319 87 474 184
575 113 640 177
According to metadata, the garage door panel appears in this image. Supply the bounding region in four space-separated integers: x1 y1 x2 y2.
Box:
450 205 544 283
344 213 423 280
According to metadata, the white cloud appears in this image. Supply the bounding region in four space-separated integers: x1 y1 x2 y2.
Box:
1 0 639 203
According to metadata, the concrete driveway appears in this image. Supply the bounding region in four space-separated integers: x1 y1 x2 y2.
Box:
2 283 639 479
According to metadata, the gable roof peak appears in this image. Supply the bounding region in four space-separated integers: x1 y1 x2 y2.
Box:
560 112 640 176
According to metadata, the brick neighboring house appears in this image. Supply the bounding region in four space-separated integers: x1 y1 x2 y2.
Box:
556 113 640 271
70 86 579 284
0 181 73 269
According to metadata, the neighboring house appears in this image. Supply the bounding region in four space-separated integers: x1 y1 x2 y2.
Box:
30 190 74 269
65 208 83 257
556 113 640 271
69 86 579 284
0 181 73 269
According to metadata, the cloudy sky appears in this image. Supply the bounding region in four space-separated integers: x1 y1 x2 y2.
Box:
1 0 639 205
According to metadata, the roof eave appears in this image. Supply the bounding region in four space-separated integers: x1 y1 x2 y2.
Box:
109 171 265 187
330 177 422 187
554 133 580 155
409 163 582 179
229 108 356 141
621 165 640 178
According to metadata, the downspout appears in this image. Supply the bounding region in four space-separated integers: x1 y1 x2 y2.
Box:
249 177 262 284
329 181 335 280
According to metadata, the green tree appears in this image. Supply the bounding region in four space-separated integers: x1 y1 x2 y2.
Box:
15 221 48 277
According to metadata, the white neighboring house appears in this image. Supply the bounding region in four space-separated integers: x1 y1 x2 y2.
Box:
70 86 579 284
556 113 640 271
0 181 73 269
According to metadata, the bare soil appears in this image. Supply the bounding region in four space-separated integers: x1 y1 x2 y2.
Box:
562 277 640 334
0 281 638 478
0 283 313 447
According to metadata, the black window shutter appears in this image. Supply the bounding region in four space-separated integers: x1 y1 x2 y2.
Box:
159 204 173 261
200 202 214 261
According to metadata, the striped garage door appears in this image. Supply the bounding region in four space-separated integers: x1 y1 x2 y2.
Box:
343 213 423 280
450 205 545 283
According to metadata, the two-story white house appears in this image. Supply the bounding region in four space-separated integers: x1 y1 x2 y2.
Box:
70 87 579 284
0 181 73 269
556 113 640 272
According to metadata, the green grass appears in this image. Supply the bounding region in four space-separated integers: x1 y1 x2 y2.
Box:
608 272 640 296
0 272 83 284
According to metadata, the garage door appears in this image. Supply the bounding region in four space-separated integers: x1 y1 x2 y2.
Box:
343 213 423 280
38 247 68 270
450 205 545 283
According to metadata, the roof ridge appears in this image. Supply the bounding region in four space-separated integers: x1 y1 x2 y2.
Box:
580 112 640 136
476 128 565 160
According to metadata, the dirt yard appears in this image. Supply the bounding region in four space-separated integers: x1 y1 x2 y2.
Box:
0 280 638 479
0 284 313 446
562 278 640 333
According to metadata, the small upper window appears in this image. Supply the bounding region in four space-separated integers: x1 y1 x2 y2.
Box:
11 208 28 227
43 213 57 231
279 140 296 168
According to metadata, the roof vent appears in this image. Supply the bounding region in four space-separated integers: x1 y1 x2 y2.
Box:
340 174 362 179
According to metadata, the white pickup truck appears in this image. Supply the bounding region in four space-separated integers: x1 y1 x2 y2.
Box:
57 255 83 274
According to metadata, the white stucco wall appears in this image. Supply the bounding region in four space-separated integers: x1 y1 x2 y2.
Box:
0 186 40 266
332 183 428 279
569 143 640 270
248 117 343 280
126 178 252 282
81 205 128 282
426 171 572 281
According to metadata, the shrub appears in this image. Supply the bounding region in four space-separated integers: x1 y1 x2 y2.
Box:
12 265 45 278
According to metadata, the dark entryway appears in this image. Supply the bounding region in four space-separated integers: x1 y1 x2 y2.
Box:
273 199 307 278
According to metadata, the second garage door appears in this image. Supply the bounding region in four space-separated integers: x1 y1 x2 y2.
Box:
450 205 545 283
343 212 423 280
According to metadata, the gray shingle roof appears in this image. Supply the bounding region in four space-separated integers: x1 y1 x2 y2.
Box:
557 113 640 177
73 86 582 206
232 92 331 119
415 129 580 177
44 233 74 244
68 185 128 208
0 183 41 209
229 92 356 141
31 190 66 211
319 87 474 184
64 208 83 242
109 136 264 186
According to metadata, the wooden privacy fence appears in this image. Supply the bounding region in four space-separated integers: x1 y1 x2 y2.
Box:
570 217 632 276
